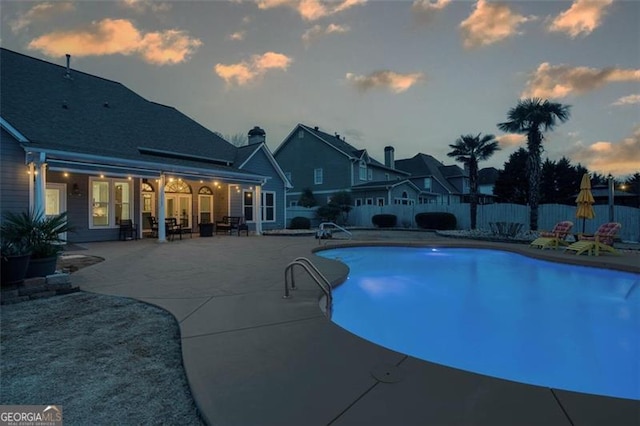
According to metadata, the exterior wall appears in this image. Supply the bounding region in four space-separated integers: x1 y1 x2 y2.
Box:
240 147 286 230
275 129 351 205
351 161 405 185
0 129 29 215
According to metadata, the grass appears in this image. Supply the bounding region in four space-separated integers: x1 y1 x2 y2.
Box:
0 292 203 425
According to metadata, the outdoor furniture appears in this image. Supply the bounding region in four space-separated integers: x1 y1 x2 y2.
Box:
147 216 159 238
565 222 622 256
215 216 245 235
165 218 182 241
530 221 574 250
118 219 138 241
199 222 214 237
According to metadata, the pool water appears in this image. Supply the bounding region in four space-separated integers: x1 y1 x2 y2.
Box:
318 247 640 400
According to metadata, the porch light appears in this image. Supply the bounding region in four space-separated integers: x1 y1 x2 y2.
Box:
169 177 174 182
127 176 132 180
100 174 105 178
199 180 203 183
64 172 69 177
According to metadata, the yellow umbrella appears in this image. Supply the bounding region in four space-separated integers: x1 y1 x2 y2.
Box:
575 173 595 233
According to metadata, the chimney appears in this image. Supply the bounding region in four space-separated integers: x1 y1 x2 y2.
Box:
64 54 71 79
384 146 395 169
247 126 266 144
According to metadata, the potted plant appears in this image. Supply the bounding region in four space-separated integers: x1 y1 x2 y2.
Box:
1 210 72 278
0 239 31 287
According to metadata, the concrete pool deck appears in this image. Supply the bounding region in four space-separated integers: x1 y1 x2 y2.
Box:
72 231 639 425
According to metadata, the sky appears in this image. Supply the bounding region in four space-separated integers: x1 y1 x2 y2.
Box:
1 0 639 178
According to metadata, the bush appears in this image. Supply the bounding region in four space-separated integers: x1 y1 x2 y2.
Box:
289 216 311 230
371 214 397 228
316 204 341 222
415 212 457 230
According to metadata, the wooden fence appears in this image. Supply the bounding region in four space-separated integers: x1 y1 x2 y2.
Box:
286 204 640 242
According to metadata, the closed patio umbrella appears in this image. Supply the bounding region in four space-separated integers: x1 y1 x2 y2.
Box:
575 173 595 233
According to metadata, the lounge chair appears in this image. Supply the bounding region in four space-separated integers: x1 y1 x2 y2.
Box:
564 222 622 256
530 221 574 250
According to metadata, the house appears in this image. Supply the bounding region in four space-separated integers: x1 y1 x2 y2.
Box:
273 124 418 207
394 153 469 204
0 48 290 242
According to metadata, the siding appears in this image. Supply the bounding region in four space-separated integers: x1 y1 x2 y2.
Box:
0 128 30 215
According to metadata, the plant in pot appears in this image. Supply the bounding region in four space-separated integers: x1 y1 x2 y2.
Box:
1 210 72 278
0 238 31 287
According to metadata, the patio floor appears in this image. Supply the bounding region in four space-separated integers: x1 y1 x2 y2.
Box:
72 231 639 425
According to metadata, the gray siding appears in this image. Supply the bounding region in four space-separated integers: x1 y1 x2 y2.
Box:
0 129 29 215
240 147 286 230
275 128 351 204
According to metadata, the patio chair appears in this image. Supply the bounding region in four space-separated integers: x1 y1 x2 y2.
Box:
564 222 622 256
147 216 159 238
118 219 138 241
530 221 574 250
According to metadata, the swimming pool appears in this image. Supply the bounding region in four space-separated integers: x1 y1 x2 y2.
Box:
318 246 640 401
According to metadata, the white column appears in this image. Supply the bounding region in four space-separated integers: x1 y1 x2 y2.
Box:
158 174 167 242
33 154 47 215
28 163 35 209
254 184 262 235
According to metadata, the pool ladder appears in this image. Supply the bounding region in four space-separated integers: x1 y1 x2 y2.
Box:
284 257 333 315
317 222 353 245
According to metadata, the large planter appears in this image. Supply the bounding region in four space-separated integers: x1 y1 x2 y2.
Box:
1 254 31 286
25 256 58 278
199 223 214 237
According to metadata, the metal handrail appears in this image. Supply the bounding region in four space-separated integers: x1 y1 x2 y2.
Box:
283 257 332 315
317 222 352 245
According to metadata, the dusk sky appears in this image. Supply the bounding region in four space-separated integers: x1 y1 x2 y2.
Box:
1 0 639 177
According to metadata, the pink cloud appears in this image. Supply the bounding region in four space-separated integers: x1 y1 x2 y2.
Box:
567 127 640 176
548 0 613 38
257 0 366 21
523 62 640 99
10 2 75 33
302 23 349 45
215 51 293 86
496 134 526 148
346 70 425 93
460 0 535 49
611 94 640 107
412 0 451 25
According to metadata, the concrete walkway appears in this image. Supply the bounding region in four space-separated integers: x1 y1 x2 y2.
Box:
72 232 639 425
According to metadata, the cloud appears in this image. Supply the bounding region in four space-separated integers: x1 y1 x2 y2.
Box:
566 127 640 176
215 52 293 86
412 0 451 25
346 70 425 93
228 31 246 41
27 19 201 65
459 0 535 49
302 23 349 45
522 62 640 99
611 94 640 107
9 2 75 33
256 0 366 21
121 0 172 13
547 0 613 38
496 133 526 148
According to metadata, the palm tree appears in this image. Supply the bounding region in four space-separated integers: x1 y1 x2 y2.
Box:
447 133 500 230
498 98 571 230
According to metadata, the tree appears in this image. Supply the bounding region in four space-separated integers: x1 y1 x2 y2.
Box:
493 148 529 204
498 98 571 230
330 190 353 225
447 133 500 229
226 133 248 147
298 188 317 208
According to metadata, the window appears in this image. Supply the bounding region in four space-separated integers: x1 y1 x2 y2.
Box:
359 161 367 181
243 191 254 221
298 130 304 139
394 191 415 206
90 178 132 228
290 200 298 207
366 198 373 205
355 199 362 206
368 169 373 181
262 191 275 222
376 198 385 206
424 177 432 191
314 168 323 185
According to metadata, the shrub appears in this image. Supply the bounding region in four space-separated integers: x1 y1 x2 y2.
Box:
316 204 341 222
371 214 397 228
415 212 457 230
289 216 311 230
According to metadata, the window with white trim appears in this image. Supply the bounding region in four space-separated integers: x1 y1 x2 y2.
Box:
90 177 133 228
424 177 432 191
359 161 367 181
290 200 298 207
366 198 373 205
314 168 323 185
355 199 362 206
376 198 385 206
298 130 304 139
243 190 254 221
262 191 275 222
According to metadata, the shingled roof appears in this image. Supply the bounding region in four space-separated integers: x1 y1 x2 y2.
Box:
1 48 261 181
395 153 463 194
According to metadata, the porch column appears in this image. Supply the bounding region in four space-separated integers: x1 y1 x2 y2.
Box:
157 174 167 242
33 153 47 215
254 184 262 235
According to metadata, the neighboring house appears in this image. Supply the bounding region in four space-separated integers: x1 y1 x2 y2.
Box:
394 153 469 204
273 124 414 207
0 48 290 242
478 167 499 203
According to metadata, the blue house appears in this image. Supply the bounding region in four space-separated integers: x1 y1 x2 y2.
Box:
0 48 290 241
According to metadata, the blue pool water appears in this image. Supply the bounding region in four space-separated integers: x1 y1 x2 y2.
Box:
318 247 640 400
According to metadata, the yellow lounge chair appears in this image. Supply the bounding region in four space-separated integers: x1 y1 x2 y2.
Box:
530 221 574 250
564 222 622 256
